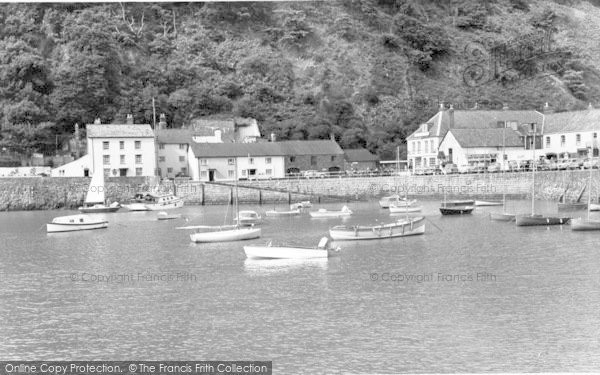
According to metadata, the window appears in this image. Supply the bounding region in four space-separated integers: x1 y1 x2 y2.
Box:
103 141 109 150
560 135 565 147
594 133 598 139
331 156 335 162
430 140 434 152
228 170 235 178
242 170 247 176
179 144 186 150
119 141 124 150
228 158 235 165
424 141 429 153
181 167 187 174
179 156 185 162
546 136 550 147
576 134 581 146
135 168 142 176
200 170 207 177
249 157 254 165
266 169 272 175
266 157 272 164
200 159 207 166
120 155 125 164
311 156 317 165
103 155 110 165
159 143 165 150
430 157 436 166
135 140 141 149
157 168 161 176
168 167 173 173
159 156 165 162
290 156 296 162
417 141 421 153
135 154 142 164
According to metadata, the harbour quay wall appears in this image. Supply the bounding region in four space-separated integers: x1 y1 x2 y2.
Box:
0 170 597 211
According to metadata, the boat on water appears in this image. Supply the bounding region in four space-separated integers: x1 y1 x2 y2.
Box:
516 123 570 227
143 193 184 210
290 201 312 209
47 214 108 233
489 212 516 222
157 211 182 220
571 161 600 232
235 210 262 225
441 199 475 207
475 200 503 206
178 159 261 243
389 204 422 213
590 203 600 211
557 202 588 210
378 195 410 208
122 192 152 211
329 216 425 240
309 205 353 218
78 171 120 213
489 129 517 222
440 206 474 215
244 237 340 259
265 209 301 217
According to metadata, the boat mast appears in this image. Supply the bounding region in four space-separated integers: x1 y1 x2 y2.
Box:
502 123 506 213
587 149 592 220
531 123 537 216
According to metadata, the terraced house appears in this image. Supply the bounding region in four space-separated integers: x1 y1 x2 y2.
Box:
542 106 600 159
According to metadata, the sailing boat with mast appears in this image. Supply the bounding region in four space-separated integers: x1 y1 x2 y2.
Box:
78 169 120 213
177 159 261 243
516 122 570 226
490 123 516 221
571 154 600 231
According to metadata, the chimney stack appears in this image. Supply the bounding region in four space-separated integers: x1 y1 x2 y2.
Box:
270 133 276 142
330 132 335 142
158 113 167 130
94 118 101 124
126 114 134 125
439 102 444 111
448 104 454 129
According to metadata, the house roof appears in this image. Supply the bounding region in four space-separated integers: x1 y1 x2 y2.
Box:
543 109 600 134
86 124 154 138
344 148 380 162
190 140 344 158
156 129 193 144
446 128 524 148
407 109 543 140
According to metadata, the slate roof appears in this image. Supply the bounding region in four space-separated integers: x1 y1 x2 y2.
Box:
407 110 543 140
344 148 380 162
543 109 600 134
447 128 524 148
190 140 344 158
86 124 154 138
156 129 194 144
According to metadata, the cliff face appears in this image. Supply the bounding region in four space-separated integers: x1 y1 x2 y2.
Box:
1 1 600 160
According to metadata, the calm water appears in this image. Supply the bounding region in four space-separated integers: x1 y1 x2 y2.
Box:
1 200 600 373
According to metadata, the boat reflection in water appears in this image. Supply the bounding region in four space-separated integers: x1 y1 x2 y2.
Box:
243 257 329 275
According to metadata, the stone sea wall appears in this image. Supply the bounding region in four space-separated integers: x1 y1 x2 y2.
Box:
1 170 598 211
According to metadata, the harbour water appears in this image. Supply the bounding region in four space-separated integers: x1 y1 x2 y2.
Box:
1 200 600 373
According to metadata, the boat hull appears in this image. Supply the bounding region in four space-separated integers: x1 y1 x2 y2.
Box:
190 227 261 243
389 205 422 213
78 206 120 213
489 212 516 221
329 217 425 240
589 203 600 211
145 200 184 210
244 245 329 259
571 218 600 231
441 200 475 207
122 203 150 211
440 206 474 215
515 215 570 226
265 210 301 217
47 215 108 233
557 202 588 210
309 212 352 218
475 200 503 206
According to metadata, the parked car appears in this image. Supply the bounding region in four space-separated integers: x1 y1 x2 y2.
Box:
556 159 570 170
442 163 459 174
487 163 501 173
507 160 520 172
303 170 327 178
567 159 583 170
583 158 600 169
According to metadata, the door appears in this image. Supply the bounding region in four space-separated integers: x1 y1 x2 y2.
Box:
119 168 127 177
448 148 453 163
208 170 215 182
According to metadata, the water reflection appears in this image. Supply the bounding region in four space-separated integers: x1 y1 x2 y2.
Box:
244 258 329 275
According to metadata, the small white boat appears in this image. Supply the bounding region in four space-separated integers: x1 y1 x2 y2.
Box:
379 195 407 208
78 171 120 213
157 211 181 220
389 204 422 213
290 201 312 209
474 200 504 206
329 216 425 240
122 193 152 211
571 217 600 231
244 237 340 259
265 209 301 217
47 214 108 233
588 203 600 211
187 225 262 243
235 210 262 225
144 193 184 210
309 205 352 218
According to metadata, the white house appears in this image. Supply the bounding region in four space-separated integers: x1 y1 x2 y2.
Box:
50 154 91 177
86 116 156 177
189 142 285 181
406 104 543 170
191 116 261 143
542 108 600 159
156 128 192 179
